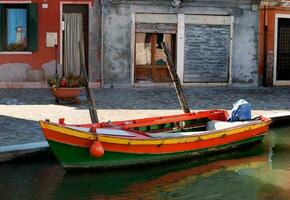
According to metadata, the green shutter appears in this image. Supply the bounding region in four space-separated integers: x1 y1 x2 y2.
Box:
28 3 38 52
0 4 3 51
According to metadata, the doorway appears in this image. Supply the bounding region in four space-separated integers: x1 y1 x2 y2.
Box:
134 33 176 83
62 4 88 76
276 17 290 82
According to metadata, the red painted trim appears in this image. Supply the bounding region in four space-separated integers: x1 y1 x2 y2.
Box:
102 126 268 154
69 110 228 128
60 1 92 7
120 110 228 129
42 128 93 148
123 113 210 129
0 1 32 3
42 124 269 154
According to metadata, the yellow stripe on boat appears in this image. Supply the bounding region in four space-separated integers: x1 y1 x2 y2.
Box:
99 123 268 145
40 121 97 140
40 121 268 145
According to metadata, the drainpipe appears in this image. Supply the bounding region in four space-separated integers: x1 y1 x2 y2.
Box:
99 0 104 88
262 3 268 86
262 5 268 86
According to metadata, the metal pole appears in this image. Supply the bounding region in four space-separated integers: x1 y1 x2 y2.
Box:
55 44 58 75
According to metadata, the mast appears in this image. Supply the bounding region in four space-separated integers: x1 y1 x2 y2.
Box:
162 42 191 113
79 42 99 123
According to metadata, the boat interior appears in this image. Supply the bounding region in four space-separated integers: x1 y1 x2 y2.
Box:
60 110 261 139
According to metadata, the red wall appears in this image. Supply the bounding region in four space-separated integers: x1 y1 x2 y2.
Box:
0 0 92 69
259 6 290 79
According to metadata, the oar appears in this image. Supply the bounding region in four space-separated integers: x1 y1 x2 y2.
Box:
79 42 99 123
161 42 191 113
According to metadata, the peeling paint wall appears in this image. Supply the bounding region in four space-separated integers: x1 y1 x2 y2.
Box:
0 0 62 83
42 60 62 79
0 0 97 85
231 9 259 85
101 0 259 87
102 3 132 87
89 3 102 82
0 64 31 81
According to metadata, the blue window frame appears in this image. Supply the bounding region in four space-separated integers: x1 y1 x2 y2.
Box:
6 7 28 51
0 4 38 52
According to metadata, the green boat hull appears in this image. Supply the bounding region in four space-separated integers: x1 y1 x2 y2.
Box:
47 135 265 169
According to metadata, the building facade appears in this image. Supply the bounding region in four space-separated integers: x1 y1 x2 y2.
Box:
0 0 100 88
100 0 260 88
0 0 261 88
259 1 290 86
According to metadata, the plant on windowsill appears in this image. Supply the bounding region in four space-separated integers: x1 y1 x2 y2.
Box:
7 43 26 51
47 73 87 104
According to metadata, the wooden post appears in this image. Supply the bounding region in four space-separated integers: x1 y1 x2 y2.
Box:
79 42 99 123
162 42 191 113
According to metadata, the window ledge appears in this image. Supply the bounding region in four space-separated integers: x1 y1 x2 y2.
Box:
0 51 32 55
0 1 32 4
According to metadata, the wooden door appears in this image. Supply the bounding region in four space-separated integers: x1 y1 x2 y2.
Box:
135 33 175 83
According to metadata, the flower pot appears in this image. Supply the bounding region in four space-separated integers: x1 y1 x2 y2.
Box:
50 87 83 103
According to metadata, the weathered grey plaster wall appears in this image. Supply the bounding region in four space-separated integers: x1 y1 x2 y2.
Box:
231 9 259 85
0 64 31 82
89 3 102 82
101 0 259 87
102 3 132 87
0 61 59 82
42 60 62 79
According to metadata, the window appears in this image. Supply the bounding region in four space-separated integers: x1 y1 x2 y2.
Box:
6 6 27 51
0 4 38 52
135 32 175 83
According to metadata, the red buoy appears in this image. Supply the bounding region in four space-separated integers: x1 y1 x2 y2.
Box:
89 141 104 158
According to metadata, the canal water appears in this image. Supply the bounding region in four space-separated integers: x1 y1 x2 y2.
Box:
1 125 290 200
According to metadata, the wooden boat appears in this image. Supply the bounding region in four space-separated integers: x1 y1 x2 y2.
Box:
39 110 271 169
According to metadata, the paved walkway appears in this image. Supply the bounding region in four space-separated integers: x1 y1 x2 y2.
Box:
0 86 289 146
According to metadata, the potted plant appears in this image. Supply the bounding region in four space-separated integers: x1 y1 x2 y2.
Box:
47 74 86 104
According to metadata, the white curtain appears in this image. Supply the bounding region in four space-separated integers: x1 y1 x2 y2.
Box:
63 13 84 76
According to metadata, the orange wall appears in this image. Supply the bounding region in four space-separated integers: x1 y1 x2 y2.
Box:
259 6 290 77
0 0 92 69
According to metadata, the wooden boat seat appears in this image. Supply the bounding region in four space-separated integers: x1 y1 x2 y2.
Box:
147 120 250 138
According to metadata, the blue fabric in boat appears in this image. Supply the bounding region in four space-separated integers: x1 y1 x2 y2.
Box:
228 99 252 122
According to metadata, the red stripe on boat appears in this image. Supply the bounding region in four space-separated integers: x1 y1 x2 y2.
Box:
42 128 93 148
102 126 268 154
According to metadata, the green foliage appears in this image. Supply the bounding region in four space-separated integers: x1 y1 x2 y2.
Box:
47 74 87 88
7 43 27 51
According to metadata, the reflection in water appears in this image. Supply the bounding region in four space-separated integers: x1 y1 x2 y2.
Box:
1 126 290 200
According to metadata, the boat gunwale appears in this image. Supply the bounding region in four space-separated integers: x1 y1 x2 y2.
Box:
39 117 271 146
122 110 227 128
